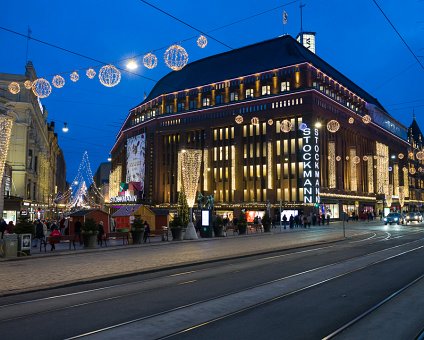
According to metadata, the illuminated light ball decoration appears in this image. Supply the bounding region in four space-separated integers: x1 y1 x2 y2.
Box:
373 155 378 160
70 71 79 82
419 167 423 173
409 151 414 159
353 156 360 164
251 117 260 125
52 75 65 88
267 119 274 125
326 119 340 133
31 78 52 98
336 156 341 162
143 53 158 69
362 114 372 124
281 119 292 133
8 82 20 94
235 115 243 124
403 166 408 172
410 167 416 175
327 155 332 160
197 35 208 48
99 64 121 87
416 151 424 160
299 122 308 131
346 156 350 161
164 44 189 71
86 68 96 79
24 80 32 89
348 117 354 124
398 153 404 159
363 156 368 161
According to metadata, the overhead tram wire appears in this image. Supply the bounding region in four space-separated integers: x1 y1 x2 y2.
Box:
139 0 233 50
372 0 424 71
0 26 159 83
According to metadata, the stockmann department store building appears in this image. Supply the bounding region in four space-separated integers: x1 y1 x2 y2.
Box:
110 34 411 221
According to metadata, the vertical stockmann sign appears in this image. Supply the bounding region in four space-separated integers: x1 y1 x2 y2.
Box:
126 133 146 194
302 127 320 204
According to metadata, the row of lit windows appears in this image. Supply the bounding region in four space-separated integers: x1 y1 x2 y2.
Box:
213 127 235 141
161 119 181 127
271 97 303 109
312 82 361 113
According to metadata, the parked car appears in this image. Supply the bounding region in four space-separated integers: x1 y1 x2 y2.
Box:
402 212 423 224
383 213 401 225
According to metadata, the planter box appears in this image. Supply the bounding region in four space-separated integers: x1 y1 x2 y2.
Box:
83 234 97 248
131 230 145 244
171 227 183 241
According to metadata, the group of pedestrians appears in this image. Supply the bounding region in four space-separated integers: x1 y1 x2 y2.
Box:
281 213 331 229
0 218 14 238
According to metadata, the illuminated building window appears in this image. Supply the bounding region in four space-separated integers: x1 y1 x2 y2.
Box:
231 127 234 139
243 126 247 137
277 188 282 200
225 128 229 139
276 120 281 133
284 140 288 155
246 88 254 98
214 168 217 180
263 143 266 156
299 188 304 201
249 125 253 136
256 165 260 178
256 143 261 157
262 123 266 135
244 189 248 201
250 143 254 158
291 188 297 201
202 97 210 107
257 189 261 200
177 102 185 112
216 95 223 104
243 145 247 159
219 146 223 160
262 189 266 201
214 147 217 161
219 167 222 180
277 163 281 180
276 140 281 156
225 146 229 160
166 105 173 113
281 81 290 92
256 125 260 136
230 92 239 101
214 129 217 141
189 100 197 109
249 165 254 178
243 166 247 178
261 85 270 95
219 128 223 140
290 139 296 154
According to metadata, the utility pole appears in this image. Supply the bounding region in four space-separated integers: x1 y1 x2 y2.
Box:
300 1 306 34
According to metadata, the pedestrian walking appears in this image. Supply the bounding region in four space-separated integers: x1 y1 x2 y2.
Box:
143 221 150 243
326 213 330 225
33 220 44 248
49 228 61 251
294 215 299 228
282 215 287 229
289 215 294 229
0 218 7 239
97 221 105 246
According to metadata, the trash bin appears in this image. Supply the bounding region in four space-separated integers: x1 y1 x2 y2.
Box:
18 233 32 256
200 225 213 238
0 234 18 258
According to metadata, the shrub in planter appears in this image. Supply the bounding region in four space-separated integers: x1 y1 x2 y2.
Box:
213 215 225 237
81 218 98 248
237 213 248 235
131 217 145 244
170 215 183 241
262 212 272 232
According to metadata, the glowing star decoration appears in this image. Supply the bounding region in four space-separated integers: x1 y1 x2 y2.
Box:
362 114 372 124
363 156 368 161
86 68 96 79
197 35 208 48
0 112 14 184
348 117 354 124
31 78 52 98
70 71 79 82
143 53 158 69
99 64 121 87
281 119 292 133
24 80 32 89
8 82 20 94
267 119 274 126
336 156 341 162
416 151 424 160
52 75 65 88
410 167 416 175
164 44 189 71
398 153 404 159
251 117 260 125
327 120 340 133
235 115 243 124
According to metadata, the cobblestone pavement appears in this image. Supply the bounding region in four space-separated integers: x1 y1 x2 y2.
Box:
0 226 358 296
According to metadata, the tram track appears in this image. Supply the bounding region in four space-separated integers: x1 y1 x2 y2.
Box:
64 238 424 339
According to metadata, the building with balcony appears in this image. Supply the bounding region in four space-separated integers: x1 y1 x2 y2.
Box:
0 62 67 222
110 34 420 220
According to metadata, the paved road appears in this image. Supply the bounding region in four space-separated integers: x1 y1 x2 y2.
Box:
0 222 423 339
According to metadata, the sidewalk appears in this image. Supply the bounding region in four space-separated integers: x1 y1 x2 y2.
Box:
0 226 354 296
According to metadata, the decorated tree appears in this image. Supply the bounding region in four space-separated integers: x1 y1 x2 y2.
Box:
177 190 189 227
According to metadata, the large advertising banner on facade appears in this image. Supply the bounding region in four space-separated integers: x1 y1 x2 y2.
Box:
302 126 320 204
126 133 146 194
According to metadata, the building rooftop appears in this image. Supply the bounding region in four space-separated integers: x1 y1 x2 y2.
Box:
138 34 385 112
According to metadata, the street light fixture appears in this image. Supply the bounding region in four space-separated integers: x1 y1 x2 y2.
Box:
62 122 69 133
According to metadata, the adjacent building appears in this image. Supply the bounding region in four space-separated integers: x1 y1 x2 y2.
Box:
110 34 422 220
0 62 67 222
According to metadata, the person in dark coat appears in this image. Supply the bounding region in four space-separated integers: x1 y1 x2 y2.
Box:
97 221 105 246
282 215 287 229
0 218 7 239
143 221 150 243
33 220 44 248
74 220 82 245
289 215 294 229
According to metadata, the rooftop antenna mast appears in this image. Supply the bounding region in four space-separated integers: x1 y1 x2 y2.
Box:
300 0 306 33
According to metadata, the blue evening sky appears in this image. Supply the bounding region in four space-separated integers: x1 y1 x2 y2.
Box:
1 0 423 182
